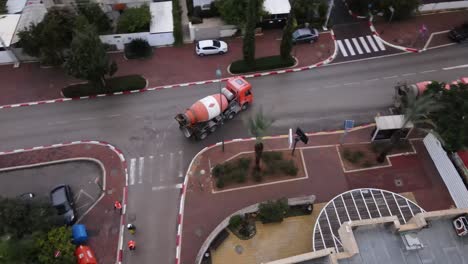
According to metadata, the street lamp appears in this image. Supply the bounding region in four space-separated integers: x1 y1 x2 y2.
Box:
216 68 224 152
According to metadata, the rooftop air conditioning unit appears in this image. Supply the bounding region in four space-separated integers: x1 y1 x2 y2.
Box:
401 233 424 250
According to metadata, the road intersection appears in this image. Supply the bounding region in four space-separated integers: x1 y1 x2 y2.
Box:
0 44 467 263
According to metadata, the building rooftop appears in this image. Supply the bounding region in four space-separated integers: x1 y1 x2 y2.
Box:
150 1 173 34
338 218 468 264
0 14 21 47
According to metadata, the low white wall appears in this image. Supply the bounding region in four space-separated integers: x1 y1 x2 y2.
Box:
0 50 15 64
419 1 468 12
100 31 174 50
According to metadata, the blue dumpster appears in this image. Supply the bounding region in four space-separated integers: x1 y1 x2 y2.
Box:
72 224 88 245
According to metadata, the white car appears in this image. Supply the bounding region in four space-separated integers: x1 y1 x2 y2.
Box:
196 40 228 56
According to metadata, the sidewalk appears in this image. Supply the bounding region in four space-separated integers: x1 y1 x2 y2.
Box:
372 10 468 50
0 30 334 106
0 142 126 264
180 126 454 264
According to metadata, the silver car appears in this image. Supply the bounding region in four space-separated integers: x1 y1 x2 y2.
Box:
50 184 76 225
196 40 228 56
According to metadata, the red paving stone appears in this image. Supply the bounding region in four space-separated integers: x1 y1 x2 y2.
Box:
0 144 125 264
374 10 468 49
181 127 454 263
0 30 333 106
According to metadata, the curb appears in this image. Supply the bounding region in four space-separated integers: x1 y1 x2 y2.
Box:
342 0 367 19
368 15 422 53
0 141 129 264
175 122 375 264
0 31 338 111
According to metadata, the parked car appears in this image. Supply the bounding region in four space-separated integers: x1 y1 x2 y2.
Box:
449 23 468 43
292 28 319 44
196 40 228 56
50 185 76 225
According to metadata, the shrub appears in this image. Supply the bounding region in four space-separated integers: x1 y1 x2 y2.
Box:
186 0 194 16
190 16 203 24
216 177 225 188
238 158 251 170
117 5 151 33
231 169 246 183
363 161 374 168
62 75 146 97
343 149 364 164
228 215 243 229
258 198 289 224
212 164 224 178
78 3 111 34
230 55 295 74
279 160 298 176
125 38 153 59
262 151 283 163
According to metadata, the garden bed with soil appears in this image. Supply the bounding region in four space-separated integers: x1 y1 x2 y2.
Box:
339 140 415 171
62 75 146 97
212 150 306 191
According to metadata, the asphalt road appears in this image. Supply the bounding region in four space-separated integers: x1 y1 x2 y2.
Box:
0 44 467 263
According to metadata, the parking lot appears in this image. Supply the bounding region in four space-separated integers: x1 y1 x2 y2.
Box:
0 160 103 220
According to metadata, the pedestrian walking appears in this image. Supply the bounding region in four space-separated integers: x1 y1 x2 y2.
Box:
127 223 136 235
114 200 122 213
127 240 136 251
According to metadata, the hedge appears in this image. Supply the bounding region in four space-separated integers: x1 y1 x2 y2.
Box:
230 55 295 74
124 39 153 59
62 75 146 97
172 0 184 46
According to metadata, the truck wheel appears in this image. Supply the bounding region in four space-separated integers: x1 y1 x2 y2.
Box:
198 132 208 140
209 125 217 133
227 112 235 120
241 103 249 111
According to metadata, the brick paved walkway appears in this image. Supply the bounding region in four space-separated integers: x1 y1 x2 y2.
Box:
373 10 468 49
0 30 333 106
181 126 454 263
0 143 125 264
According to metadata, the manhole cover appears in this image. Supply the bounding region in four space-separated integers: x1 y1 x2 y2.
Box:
235 245 243 254
394 178 403 187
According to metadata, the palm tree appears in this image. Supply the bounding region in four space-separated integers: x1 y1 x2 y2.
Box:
248 108 274 171
377 92 440 163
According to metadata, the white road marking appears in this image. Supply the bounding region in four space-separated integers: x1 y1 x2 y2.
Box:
442 64 468 70
363 78 380 82
351 38 363 54
178 151 184 178
402 73 416 76
420 70 437 74
79 117 95 121
108 114 121 118
343 82 360 86
151 184 182 191
129 158 136 185
325 84 340 88
366 35 379 52
383 75 398 79
138 157 144 184
344 39 356 56
359 37 371 53
337 40 348 57
373 35 386 50
149 155 154 184
159 154 165 182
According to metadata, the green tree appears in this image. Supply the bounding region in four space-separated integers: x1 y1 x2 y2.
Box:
377 92 440 162
243 0 258 65
35 227 74 264
65 17 118 88
215 0 264 28
0 236 40 264
248 108 274 171
0 197 58 239
117 5 151 33
280 0 296 60
258 198 289 223
78 2 111 34
425 81 468 152
17 8 76 65
172 0 184 45
0 0 7 14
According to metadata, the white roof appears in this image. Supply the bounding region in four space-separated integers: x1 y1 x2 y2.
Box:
150 1 173 34
11 3 46 44
375 115 414 130
0 14 21 47
263 0 291 15
6 0 28 14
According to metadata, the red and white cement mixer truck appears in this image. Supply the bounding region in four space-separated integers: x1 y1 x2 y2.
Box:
175 77 253 140
393 77 468 108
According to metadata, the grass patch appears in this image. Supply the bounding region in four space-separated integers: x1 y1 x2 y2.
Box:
342 149 364 164
262 151 298 177
62 75 146 97
212 158 251 188
230 55 295 74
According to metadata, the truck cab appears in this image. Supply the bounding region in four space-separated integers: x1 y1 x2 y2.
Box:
225 77 254 110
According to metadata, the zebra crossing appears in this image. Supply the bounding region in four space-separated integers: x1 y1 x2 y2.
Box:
336 35 386 57
127 151 185 189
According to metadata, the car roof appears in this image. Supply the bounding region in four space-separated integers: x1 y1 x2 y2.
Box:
198 40 215 47
51 185 68 205
296 28 312 35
